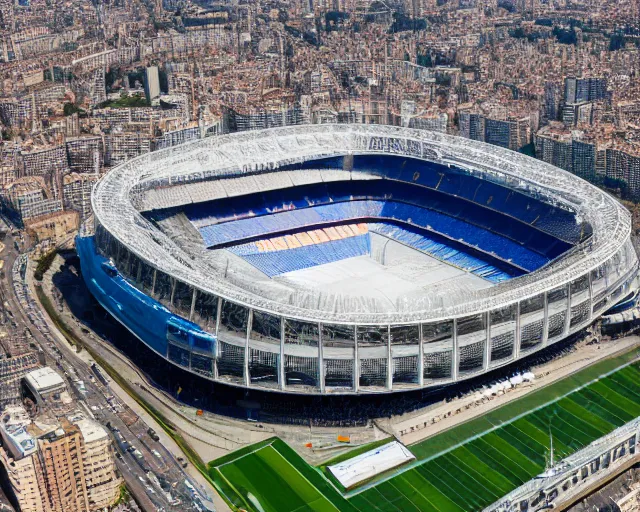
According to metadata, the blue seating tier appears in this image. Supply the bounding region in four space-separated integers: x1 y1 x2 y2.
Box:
199 199 549 272
185 180 572 262
229 235 371 277
350 155 586 243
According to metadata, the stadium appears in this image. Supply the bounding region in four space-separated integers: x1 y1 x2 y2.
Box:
77 124 639 395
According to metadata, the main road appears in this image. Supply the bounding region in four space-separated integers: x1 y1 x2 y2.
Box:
0 219 216 512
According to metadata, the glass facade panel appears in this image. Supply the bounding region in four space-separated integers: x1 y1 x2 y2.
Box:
591 264 607 302
548 285 568 304
324 359 353 388
390 325 419 345
458 314 486 374
107 234 119 261
392 356 419 385
357 325 388 347
519 294 545 354
284 319 319 347
358 325 388 389
285 355 318 389
520 294 544 316
217 341 244 382
390 325 419 386
153 271 173 307
593 297 608 314
140 263 155 294
607 244 630 285
520 318 544 352
172 280 193 318
250 311 281 346
168 344 190 368
570 275 589 295
571 275 590 305
359 358 387 388
570 301 590 328
322 324 355 389
128 254 142 285
192 290 218 331
218 300 249 345
191 353 214 378
248 349 278 387
490 305 516 364
547 285 568 340
114 244 129 274
322 324 355 348
95 223 110 256
422 321 453 380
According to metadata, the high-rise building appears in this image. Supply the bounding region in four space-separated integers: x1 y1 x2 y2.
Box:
0 405 121 512
564 77 608 104
572 139 597 180
544 82 562 121
535 131 572 171
144 66 160 103
460 110 531 151
458 111 484 141
0 368 121 512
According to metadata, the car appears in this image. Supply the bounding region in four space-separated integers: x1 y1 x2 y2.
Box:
147 428 160 441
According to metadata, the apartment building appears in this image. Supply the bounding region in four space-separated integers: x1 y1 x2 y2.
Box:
21 145 69 179
0 177 62 225
63 173 96 218
459 110 532 151
65 137 103 175
0 374 121 512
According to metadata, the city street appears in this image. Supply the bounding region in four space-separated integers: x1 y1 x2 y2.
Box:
0 220 216 512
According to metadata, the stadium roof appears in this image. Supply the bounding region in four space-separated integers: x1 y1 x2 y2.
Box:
92 124 632 324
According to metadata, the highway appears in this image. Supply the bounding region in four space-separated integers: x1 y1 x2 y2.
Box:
0 220 215 512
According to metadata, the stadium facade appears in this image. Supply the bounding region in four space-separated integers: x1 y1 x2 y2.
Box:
77 124 639 395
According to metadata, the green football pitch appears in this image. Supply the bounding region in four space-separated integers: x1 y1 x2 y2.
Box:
208 354 640 512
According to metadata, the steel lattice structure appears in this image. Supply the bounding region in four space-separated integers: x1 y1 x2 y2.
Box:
82 124 638 394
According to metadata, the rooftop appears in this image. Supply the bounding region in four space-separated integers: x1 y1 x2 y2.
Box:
0 406 36 459
70 416 108 444
24 367 66 393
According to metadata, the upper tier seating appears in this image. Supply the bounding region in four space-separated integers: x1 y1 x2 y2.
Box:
275 154 587 244
198 200 550 272
185 180 572 261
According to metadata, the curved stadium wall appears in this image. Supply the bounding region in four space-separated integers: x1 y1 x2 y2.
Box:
78 124 639 395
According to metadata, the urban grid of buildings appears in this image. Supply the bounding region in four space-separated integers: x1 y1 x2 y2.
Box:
0 0 638 248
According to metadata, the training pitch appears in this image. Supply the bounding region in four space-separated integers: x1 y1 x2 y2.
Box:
208 351 640 512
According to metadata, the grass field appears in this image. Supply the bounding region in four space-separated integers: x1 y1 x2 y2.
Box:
209 355 640 512
209 438 360 512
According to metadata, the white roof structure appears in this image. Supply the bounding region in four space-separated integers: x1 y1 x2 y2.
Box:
72 417 108 444
0 406 36 459
92 124 634 324
24 367 66 395
328 441 416 489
